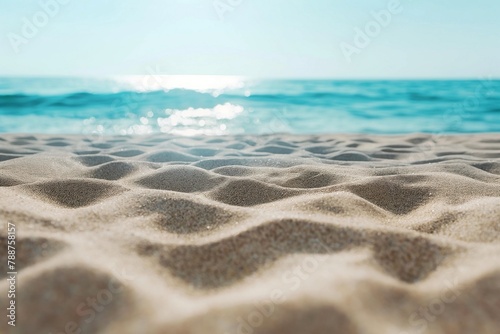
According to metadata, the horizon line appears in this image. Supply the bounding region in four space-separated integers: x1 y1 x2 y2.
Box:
1 75 498 81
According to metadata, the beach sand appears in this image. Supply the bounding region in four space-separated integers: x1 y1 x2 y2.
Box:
0 133 499 334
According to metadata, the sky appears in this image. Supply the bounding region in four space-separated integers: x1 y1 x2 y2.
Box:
0 0 499 78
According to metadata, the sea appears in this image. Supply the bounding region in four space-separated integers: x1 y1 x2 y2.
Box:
0 77 499 136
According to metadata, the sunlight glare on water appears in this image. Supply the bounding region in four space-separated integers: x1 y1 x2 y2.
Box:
157 103 244 136
117 75 246 95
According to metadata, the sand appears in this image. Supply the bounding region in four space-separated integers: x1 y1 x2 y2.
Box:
0 133 499 334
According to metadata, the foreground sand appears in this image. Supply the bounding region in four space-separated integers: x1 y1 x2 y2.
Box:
0 133 499 334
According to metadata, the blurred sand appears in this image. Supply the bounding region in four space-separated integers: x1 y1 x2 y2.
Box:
0 133 499 334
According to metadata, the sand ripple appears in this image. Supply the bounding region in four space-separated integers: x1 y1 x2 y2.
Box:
0 133 499 334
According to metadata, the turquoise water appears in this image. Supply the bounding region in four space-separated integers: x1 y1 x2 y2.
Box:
0 77 499 135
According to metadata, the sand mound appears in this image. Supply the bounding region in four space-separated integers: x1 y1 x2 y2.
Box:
0 133 499 334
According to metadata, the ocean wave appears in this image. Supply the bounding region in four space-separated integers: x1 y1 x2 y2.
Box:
0 78 499 134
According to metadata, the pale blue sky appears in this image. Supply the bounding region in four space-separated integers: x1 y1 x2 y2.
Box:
1 0 499 78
